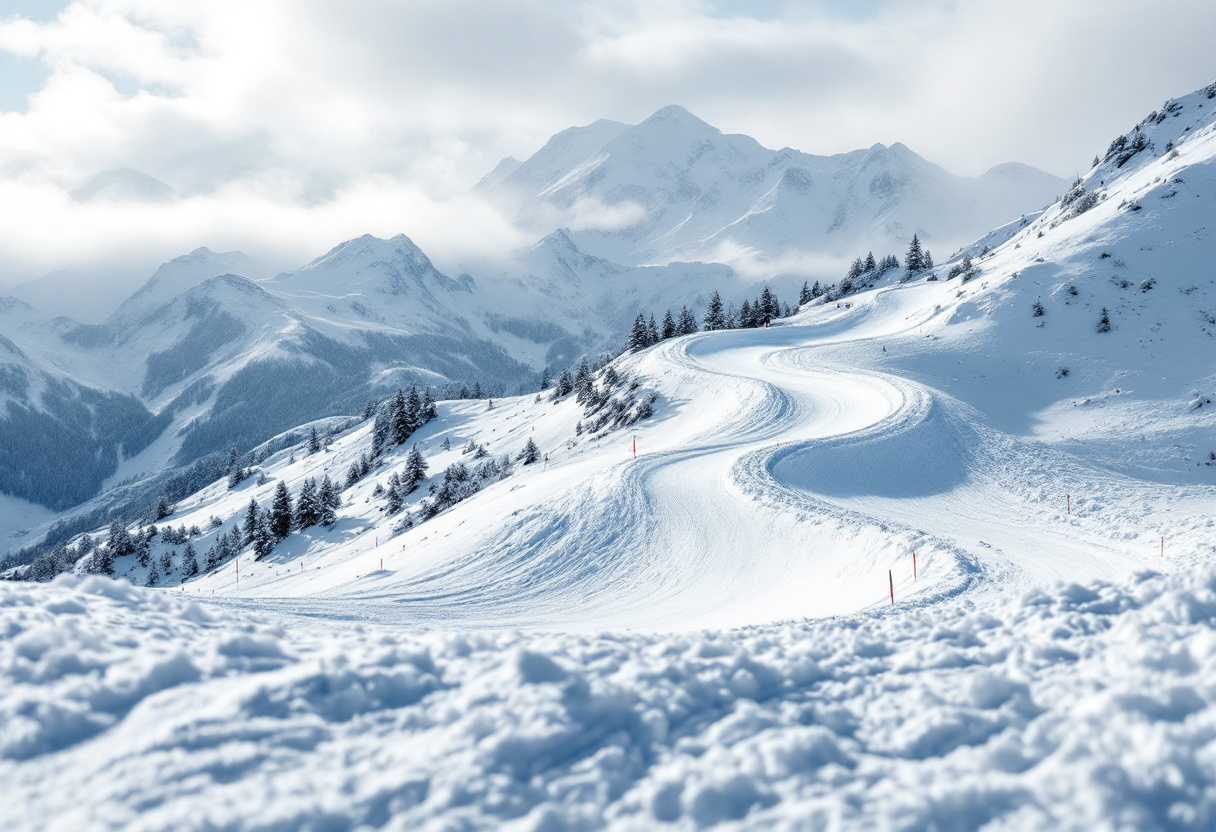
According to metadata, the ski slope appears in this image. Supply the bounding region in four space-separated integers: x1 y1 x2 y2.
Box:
165 274 1213 635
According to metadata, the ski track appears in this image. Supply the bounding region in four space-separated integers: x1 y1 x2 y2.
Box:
217 284 1207 633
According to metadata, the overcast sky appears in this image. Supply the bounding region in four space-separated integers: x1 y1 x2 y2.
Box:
1 0 1214 289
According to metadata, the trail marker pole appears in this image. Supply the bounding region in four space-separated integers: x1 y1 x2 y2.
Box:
235 559 239 589
632 437 636 458
889 570 894 605
1067 494 1071 515
913 552 917 581
380 558 383 570
1161 537 1164 557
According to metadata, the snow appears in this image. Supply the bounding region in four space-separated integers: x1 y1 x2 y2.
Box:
5 79 1216 830
6 565 1216 830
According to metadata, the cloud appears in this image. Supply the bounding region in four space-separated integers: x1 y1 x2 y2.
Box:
0 0 1212 290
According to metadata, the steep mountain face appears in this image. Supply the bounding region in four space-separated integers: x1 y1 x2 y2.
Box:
479 105 1066 267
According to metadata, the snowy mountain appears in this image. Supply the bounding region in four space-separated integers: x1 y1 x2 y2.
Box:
70 167 176 203
4 78 1216 832
479 104 1066 268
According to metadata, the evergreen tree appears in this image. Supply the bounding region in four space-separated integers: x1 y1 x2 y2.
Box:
628 313 650 351
108 520 135 559
677 306 698 335
472 381 484 399
385 473 404 515
574 357 594 402
319 476 339 525
759 287 775 322
458 384 470 399
307 426 321 455
392 388 410 445
553 369 574 398
811 280 823 298
922 250 934 270
405 387 423 434
226 446 246 488
183 542 199 577
799 281 813 305
422 388 437 421
704 291 726 330
295 479 321 528
661 309 676 339
252 512 275 559
518 438 541 465
346 463 362 488
154 495 172 521
739 299 753 328
905 234 924 274
269 481 293 540
403 446 428 492
1097 307 1111 333
244 497 261 545
540 367 551 390
146 561 160 586
646 314 659 345
864 251 877 273
372 401 392 455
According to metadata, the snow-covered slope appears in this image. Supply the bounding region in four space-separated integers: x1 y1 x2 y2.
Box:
480 105 1066 268
5 78 1216 832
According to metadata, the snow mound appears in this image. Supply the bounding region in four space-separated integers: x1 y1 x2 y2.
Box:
5 568 1216 829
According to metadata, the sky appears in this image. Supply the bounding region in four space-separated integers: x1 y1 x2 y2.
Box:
0 0 1214 296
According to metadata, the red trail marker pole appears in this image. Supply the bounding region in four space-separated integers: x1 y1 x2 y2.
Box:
913 552 917 581
632 437 636 458
1067 494 1071 515
889 570 894 605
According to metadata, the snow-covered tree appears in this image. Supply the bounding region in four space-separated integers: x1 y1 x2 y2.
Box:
403 446 428 493
295 479 321 528
307 426 321 455
677 306 698 335
270 481 293 539
905 234 924 275
319 475 339 525
518 438 541 465
704 292 726 330
646 314 660 345
628 313 649 351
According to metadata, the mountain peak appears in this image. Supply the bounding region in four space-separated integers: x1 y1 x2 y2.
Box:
636 105 718 136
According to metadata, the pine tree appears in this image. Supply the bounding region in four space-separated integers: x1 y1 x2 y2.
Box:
422 388 438 422
226 446 246 489
372 401 392 455
553 369 574 398
146 561 160 586
704 291 726 330
811 280 822 298
661 310 676 340
518 437 541 465
646 314 659 345
864 252 877 273
759 287 775 322
403 446 428 492
252 512 275 559
295 479 321 528
458 384 470 399
392 389 410 445
307 426 321 455
270 480 293 539
905 234 924 275
628 313 650 351
540 367 551 390
1097 307 1111 333
346 463 361 488
183 542 199 577
154 495 172 521
472 381 484 399
799 281 812 305
922 250 934 270
739 299 753 328
244 497 261 545
574 358 594 403
405 386 423 434
319 476 339 525
677 306 698 335
385 473 404 515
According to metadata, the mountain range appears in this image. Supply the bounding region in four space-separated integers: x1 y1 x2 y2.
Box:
0 105 1066 529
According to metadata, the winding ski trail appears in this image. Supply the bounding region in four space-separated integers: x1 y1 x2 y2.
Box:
214 282 1197 633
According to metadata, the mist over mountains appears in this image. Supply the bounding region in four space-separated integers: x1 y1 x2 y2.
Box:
0 105 1063 526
